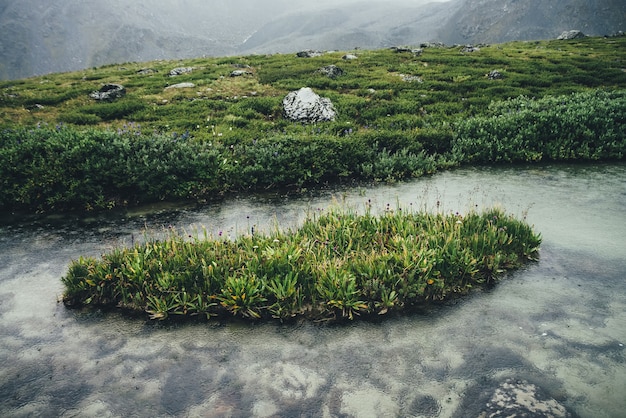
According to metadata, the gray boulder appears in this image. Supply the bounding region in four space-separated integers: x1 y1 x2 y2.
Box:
319 65 344 79
282 87 336 123
89 83 125 101
296 50 323 58
487 70 503 79
391 46 423 56
400 74 423 83
557 30 586 40
420 42 446 48
342 54 358 60
460 44 480 53
165 82 196 90
169 67 193 76
230 70 251 77
137 68 157 75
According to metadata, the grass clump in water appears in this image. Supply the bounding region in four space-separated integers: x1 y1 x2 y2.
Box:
62 206 541 322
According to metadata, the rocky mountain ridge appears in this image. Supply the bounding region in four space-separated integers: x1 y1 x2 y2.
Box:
1 0 624 80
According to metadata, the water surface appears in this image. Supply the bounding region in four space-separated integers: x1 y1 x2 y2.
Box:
1 163 625 417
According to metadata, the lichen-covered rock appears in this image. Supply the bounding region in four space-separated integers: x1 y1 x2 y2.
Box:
461 45 480 53
283 87 336 123
230 70 251 77
164 82 196 90
557 30 585 40
169 67 193 76
89 83 125 101
391 46 423 56
487 70 503 79
137 68 157 75
296 50 323 58
318 65 344 79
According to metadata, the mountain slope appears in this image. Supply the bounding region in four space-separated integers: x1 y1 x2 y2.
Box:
0 0 292 80
1 0 624 80
237 1 457 54
437 0 626 44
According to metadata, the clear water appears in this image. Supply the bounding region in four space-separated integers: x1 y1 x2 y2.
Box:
1 163 625 417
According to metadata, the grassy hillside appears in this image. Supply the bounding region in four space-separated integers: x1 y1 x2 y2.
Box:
1 36 626 213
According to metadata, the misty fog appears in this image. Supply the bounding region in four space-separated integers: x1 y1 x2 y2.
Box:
1 0 623 79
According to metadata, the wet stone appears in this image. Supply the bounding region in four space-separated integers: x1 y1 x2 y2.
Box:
479 379 569 418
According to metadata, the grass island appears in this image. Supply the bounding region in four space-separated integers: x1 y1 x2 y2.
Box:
62 206 541 321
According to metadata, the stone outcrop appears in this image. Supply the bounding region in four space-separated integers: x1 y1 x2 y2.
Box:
165 82 196 90
390 46 423 56
282 87 336 123
487 69 503 79
400 74 423 83
169 67 193 76
318 65 344 79
557 30 585 40
420 42 446 48
461 44 480 52
89 83 125 101
137 68 157 75
230 70 251 77
296 50 323 58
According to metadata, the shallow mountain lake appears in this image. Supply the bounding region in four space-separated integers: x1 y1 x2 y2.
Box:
1 163 624 417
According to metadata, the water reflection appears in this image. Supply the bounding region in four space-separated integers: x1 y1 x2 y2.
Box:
0 163 625 417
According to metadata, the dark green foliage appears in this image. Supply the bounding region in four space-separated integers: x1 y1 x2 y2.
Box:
453 90 626 163
78 98 147 121
61 207 541 321
0 126 222 212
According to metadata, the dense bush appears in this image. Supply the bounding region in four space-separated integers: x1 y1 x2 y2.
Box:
452 90 626 163
0 126 223 211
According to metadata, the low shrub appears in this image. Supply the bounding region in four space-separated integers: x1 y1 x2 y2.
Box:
452 90 626 163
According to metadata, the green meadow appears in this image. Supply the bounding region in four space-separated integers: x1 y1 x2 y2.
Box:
1 36 625 213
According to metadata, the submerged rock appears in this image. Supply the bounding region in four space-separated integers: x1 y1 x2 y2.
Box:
89 83 125 101
478 379 569 418
283 87 336 123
